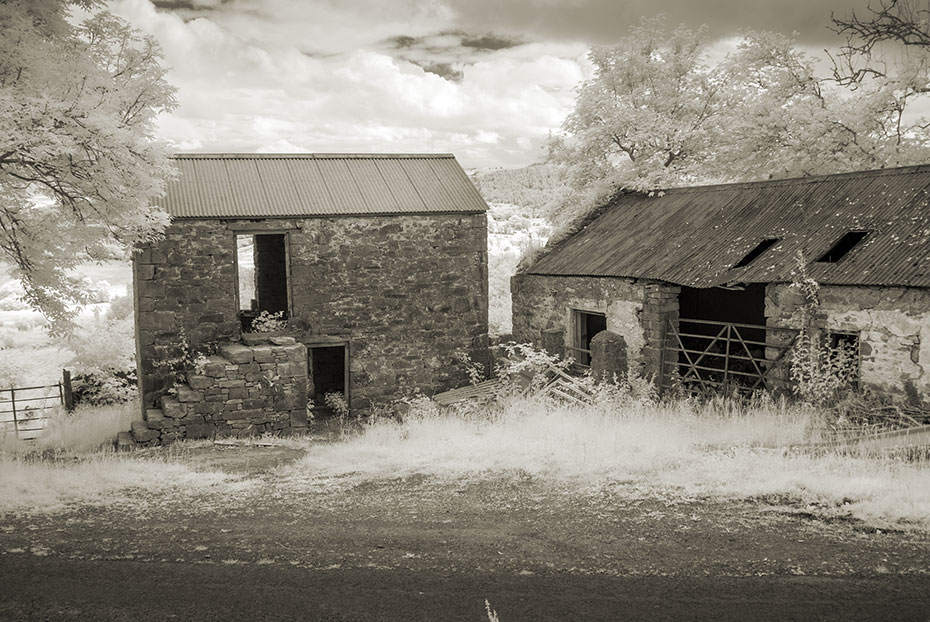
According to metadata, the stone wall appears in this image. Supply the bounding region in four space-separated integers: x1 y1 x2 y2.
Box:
123 338 308 447
766 283 930 394
641 283 680 377
511 274 649 372
133 212 488 415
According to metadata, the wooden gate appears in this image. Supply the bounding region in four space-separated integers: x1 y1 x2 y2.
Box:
661 318 799 395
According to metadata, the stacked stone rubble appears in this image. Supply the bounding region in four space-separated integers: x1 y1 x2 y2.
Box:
122 338 308 448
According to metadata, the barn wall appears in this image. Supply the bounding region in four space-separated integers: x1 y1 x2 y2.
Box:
511 274 654 372
133 212 488 421
766 284 930 394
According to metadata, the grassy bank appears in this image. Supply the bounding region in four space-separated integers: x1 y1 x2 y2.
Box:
283 391 930 528
3 388 930 529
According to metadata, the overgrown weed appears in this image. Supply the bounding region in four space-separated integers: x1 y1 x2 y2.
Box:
285 378 930 528
0 401 136 455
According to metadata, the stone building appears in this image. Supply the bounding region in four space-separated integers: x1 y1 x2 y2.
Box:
130 153 488 444
512 164 930 396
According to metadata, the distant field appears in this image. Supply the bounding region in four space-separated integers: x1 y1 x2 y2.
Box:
0 261 132 386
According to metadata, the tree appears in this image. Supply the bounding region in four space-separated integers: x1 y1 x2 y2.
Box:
831 0 930 74
549 17 930 224
0 0 175 329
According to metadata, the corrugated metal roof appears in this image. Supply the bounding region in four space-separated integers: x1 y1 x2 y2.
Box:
528 165 930 288
159 153 488 218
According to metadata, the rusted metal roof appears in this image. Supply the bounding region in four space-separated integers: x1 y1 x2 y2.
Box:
159 153 488 218
528 164 930 288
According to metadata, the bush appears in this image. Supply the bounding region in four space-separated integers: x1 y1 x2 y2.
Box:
105 292 133 321
68 315 137 405
71 368 137 406
0 352 25 388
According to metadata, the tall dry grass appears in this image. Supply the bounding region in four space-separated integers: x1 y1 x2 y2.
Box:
0 401 241 513
283 389 930 528
0 401 135 455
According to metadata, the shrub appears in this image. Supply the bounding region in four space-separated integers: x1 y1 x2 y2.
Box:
788 252 858 406
0 352 25 388
68 315 137 405
71 368 137 406
105 292 133 322
250 310 287 333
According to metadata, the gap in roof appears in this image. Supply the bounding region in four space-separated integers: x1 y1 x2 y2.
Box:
817 231 869 263
732 238 779 269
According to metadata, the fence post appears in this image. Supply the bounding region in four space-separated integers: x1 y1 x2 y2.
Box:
62 369 74 412
10 387 17 436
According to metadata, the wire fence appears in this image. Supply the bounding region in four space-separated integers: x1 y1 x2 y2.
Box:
0 371 73 440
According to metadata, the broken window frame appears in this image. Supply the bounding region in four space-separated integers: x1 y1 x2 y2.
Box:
234 230 292 331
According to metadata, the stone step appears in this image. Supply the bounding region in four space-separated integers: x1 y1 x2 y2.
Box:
130 420 158 443
159 395 184 418
116 431 136 451
144 408 164 422
219 342 254 364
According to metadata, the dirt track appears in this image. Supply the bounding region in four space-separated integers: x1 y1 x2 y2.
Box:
2 445 930 621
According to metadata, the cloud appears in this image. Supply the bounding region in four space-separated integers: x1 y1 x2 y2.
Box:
112 0 873 169
109 0 589 168
442 0 871 45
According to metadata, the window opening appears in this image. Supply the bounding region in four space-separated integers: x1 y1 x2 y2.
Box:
817 231 869 263
571 310 607 366
236 233 288 330
732 238 779 269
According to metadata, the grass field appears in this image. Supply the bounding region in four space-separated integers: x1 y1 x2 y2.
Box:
2 387 929 530
0 260 132 387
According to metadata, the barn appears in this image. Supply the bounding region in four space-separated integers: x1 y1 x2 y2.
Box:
512 164 930 396
130 153 488 444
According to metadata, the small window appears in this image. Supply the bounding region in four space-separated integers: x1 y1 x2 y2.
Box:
236 233 288 330
571 310 606 366
732 238 779 269
817 231 869 263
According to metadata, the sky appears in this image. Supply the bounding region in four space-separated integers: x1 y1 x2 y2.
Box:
107 0 879 169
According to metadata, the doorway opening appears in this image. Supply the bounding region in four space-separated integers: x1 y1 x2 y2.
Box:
309 345 348 418
671 284 778 393
570 309 607 366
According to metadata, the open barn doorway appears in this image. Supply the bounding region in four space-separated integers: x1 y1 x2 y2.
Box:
308 344 348 418
678 284 766 326
668 284 795 394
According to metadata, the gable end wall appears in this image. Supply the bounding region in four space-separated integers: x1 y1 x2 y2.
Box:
133 212 488 414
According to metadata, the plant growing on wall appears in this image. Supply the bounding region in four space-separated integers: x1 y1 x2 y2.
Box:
788 252 858 405
249 310 288 333
152 329 213 394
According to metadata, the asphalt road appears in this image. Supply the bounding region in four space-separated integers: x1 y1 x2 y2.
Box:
2 555 930 621
4 445 930 621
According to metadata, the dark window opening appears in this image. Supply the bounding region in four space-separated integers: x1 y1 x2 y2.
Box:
236 233 288 330
309 345 348 416
571 310 606 366
733 238 779 269
817 231 869 263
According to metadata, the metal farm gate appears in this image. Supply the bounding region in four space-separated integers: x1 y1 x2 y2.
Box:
660 317 799 395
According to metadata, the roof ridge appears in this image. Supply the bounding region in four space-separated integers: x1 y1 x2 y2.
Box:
172 153 456 160
652 163 930 196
